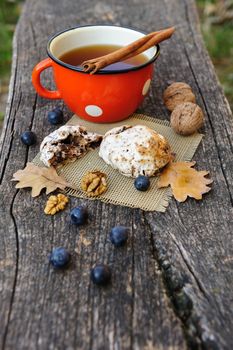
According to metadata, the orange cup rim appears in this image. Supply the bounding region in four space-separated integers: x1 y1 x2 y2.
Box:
47 24 160 75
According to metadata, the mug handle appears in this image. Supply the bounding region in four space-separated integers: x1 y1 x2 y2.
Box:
32 58 62 99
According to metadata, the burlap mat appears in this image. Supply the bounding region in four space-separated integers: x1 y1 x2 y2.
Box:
33 113 202 212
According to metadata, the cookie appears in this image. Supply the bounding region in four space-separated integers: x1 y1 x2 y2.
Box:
40 125 102 167
99 125 172 177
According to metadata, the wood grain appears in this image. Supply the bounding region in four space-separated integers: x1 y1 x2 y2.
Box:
0 0 232 349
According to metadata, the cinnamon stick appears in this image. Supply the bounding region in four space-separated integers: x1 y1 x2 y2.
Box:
122 27 175 60
81 27 175 74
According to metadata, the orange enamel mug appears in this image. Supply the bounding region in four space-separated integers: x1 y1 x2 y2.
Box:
32 25 160 123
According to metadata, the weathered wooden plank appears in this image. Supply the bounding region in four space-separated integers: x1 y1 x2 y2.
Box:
0 0 232 349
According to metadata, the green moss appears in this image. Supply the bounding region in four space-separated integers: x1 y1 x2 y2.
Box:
0 112 5 121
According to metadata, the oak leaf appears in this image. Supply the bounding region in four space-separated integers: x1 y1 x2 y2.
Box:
12 162 74 197
157 161 212 202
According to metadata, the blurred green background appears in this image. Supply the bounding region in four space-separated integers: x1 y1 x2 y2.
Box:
0 0 232 128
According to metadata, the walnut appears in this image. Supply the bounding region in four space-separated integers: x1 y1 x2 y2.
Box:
44 193 69 215
170 102 204 135
163 82 196 111
81 171 107 197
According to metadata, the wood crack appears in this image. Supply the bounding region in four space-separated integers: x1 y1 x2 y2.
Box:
1 71 37 350
181 0 233 206
2 131 30 348
169 231 227 328
186 52 233 206
0 32 18 156
0 69 20 184
142 212 191 347
1 190 20 350
29 94 38 135
169 232 210 301
143 213 222 349
29 20 37 49
129 215 135 350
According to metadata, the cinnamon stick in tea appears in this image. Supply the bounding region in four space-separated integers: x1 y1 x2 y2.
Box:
82 31 158 73
81 27 175 74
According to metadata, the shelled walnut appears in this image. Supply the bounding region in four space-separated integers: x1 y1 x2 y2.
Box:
170 102 204 135
163 82 196 111
81 171 107 197
44 193 69 215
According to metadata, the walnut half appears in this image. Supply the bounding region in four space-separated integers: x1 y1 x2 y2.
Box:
44 194 69 215
81 171 107 197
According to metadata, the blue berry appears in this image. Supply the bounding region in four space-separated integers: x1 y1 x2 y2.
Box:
49 247 70 268
20 131 37 146
48 107 64 125
134 175 150 191
70 206 88 225
110 226 129 247
90 264 111 285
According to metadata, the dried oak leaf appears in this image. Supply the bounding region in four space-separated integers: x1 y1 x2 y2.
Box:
157 161 213 202
12 162 74 197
